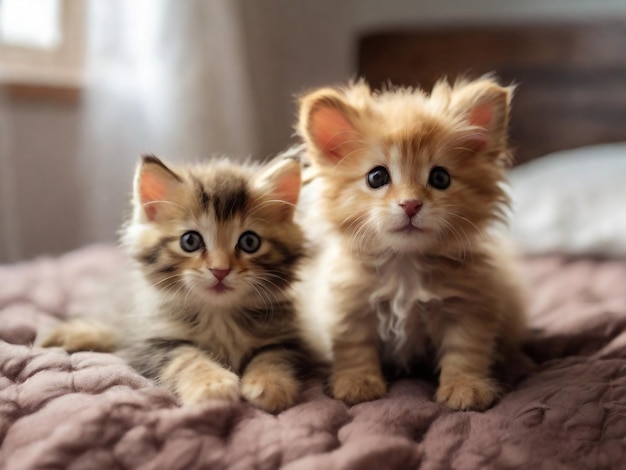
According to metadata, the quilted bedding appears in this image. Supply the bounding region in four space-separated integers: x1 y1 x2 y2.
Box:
1 244 625 469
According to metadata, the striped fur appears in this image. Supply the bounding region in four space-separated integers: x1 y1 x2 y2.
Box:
43 154 320 413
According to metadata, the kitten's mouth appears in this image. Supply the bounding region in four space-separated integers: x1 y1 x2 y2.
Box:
208 282 233 294
392 223 426 235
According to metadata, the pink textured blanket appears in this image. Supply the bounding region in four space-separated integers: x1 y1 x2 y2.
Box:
1 245 625 469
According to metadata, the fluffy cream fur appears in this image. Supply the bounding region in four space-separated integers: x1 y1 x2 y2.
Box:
296 77 527 410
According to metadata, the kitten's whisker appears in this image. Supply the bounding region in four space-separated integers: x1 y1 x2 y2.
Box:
255 273 285 296
260 272 290 288
150 273 186 289
446 212 482 258
258 277 287 299
159 277 185 292
342 213 370 237
438 217 474 263
443 211 483 237
348 217 379 258
439 221 468 261
178 285 193 309
249 282 278 323
248 284 269 311
342 214 367 241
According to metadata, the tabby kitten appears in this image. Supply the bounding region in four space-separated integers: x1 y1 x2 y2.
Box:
42 154 314 413
296 77 526 411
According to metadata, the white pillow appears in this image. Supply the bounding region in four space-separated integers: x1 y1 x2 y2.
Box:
507 143 626 257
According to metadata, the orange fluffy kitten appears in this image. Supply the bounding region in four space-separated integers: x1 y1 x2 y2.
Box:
42 154 316 413
296 77 526 411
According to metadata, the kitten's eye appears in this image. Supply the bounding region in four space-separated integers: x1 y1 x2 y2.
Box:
367 166 390 189
238 231 261 254
180 231 204 252
428 166 451 190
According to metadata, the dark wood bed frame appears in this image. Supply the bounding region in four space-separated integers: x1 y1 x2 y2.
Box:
357 21 626 164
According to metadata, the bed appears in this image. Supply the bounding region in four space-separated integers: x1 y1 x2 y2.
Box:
2 21 626 469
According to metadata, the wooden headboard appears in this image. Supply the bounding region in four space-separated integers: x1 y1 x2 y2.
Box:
358 22 626 164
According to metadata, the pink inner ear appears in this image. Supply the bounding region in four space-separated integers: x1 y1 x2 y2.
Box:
274 169 301 207
466 103 493 152
469 103 494 128
139 172 168 221
310 106 358 163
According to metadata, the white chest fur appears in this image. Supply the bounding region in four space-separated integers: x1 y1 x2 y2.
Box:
369 255 440 369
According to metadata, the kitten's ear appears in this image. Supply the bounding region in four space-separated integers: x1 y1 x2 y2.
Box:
134 155 183 221
256 157 301 220
450 79 514 154
298 88 363 165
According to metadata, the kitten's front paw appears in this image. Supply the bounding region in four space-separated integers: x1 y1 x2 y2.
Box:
39 321 117 353
241 370 300 413
178 370 241 406
331 369 387 405
436 375 498 411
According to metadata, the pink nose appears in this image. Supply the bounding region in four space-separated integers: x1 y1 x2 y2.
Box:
210 268 231 281
399 199 423 218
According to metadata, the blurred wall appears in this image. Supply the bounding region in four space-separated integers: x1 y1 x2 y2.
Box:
2 0 626 262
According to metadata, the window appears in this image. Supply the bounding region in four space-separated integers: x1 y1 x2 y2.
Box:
0 0 86 97
1 0 63 49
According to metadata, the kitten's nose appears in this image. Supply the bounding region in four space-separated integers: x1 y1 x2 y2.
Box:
210 268 231 281
399 199 422 218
